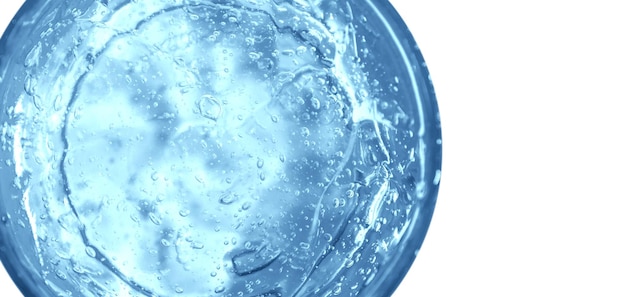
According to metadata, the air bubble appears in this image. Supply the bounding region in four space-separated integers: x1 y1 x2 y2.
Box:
219 192 237 205
310 97 321 110
191 242 204 249
196 95 222 120
55 270 67 280
249 52 261 60
85 246 96 258
24 75 38 96
148 212 161 225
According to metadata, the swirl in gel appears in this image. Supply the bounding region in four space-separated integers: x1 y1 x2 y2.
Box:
0 1 441 296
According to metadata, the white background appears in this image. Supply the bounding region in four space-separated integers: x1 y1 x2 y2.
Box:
2 0 626 296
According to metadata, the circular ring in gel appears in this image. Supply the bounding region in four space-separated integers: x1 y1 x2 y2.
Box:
0 1 442 296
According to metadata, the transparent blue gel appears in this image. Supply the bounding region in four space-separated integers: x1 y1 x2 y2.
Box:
0 1 441 296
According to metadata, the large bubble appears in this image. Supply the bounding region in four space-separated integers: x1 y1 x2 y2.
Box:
0 1 441 296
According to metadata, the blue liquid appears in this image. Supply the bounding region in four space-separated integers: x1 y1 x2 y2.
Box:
0 1 441 296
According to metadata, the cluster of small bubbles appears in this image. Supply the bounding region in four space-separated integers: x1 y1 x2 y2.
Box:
257 58 274 70
300 127 310 137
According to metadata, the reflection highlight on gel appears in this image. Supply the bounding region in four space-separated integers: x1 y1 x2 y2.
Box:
0 0 441 296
